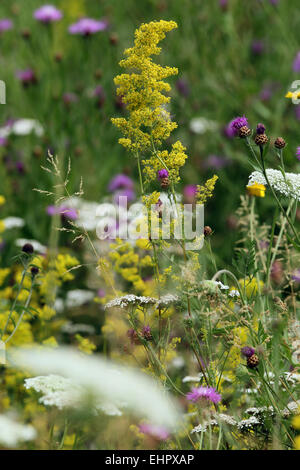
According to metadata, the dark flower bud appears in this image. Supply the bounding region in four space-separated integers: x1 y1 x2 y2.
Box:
22 243 34 254
256 123 266 135
30 266 39 276
241 346 255 358
247 354 259 369
142 325 152 341
274 137 286 149
204 226 213 237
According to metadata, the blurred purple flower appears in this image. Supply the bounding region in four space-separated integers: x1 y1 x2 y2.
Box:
256 123 266 134
68 18 108 36
0 137 7 146
113 189 135 206
293 52 300 73
16 69 37 86
296 147 300 161
63 92 78 106
186 386 221 404
0 19 13 32
97 289 105 298
292 269 300 283
241 346 255 358
251 40 265 55
139 423 170 441
219 0 228 9
34 5 63 23
46 205 77 220
176 78 190 97
108 174 134 192
203 154 230 170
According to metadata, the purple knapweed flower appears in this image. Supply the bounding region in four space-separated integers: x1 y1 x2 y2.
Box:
241 346 255 358
113 189 135 206
186 386 221 404
157 169 169 180
16 69 37 86
63 92 78 106
219 0 228 9
292 269 300 283
293 52 300 73
46 205 77 220
68 18 108 36
230 116 248 135
108 174 134 192
176 78 190 97
256 123 266 135
296 147 300 161
251 40 265 55
0 137 7 147
0 19 13 32
203 154 230 170
34 5 63 23
139 423 170 441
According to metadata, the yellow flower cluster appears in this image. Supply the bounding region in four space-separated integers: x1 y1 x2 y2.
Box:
196 175 218 205
112 20 178 153
109 239 154 295
143 141 188 184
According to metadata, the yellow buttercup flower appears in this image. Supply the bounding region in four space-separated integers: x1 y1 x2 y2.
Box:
285 91 300 100
246 182 266 198
0 195 5 206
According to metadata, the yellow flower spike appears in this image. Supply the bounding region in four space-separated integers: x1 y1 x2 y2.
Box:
197 175 218 205
0 195 5 206
246 182 266 198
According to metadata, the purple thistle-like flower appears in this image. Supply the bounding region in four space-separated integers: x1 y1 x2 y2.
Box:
113 188 135 206
157 169 169 180
34 5 63 23
16 69 37 86
46 205 77 220
296 147 300 161
251 40 265 55
256 123 266 135
241 346 255 358
230 116 248 136
139 423 170 441
176 78 190 97
183 184 197 199
186 386 221 404
68 18 108 36
108 174 134 192
293 52 300 73
203 154 230 170
292 269 300 283
0 19 13 32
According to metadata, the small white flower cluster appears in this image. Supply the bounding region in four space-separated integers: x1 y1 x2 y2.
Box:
0 414 36 448
237 416 260 431
105 295 157 310
24 374 123 416
105 294 179 310
248 169 300 201
228 289 240 298
2 217 25 230
24 375 81 410
189 117 218 135
61 321 95 335
245 406 274 418
157 294 179 307
282 400 300 418
191 414 237 433
182 374 203 384
65 289 94 308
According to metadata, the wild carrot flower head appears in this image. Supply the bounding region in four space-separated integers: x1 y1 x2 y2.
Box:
230 116 248 135
186 386 221 404
68 18 108 36
34 5 63 23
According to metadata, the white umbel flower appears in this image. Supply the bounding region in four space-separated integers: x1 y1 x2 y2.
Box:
0 414 36 448
11 347 181 429
248 169 300 201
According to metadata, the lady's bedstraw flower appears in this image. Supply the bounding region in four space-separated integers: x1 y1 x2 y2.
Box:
186 386 221 405
69 18 108 36
112 21 188 183
34 5 63 23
